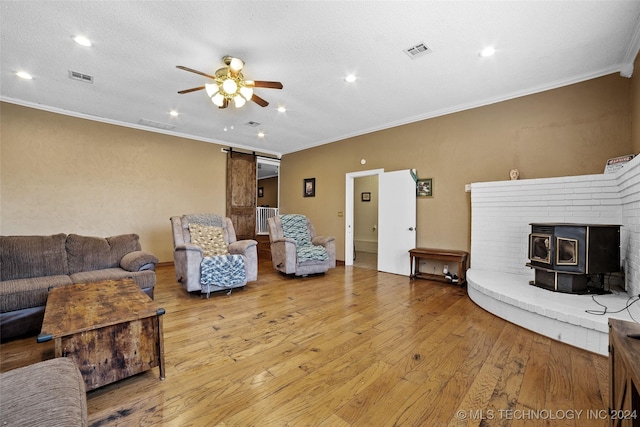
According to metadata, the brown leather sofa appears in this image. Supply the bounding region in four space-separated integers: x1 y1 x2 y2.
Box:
0 233 158 341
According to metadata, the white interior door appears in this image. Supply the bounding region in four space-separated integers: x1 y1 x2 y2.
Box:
377 169 416 275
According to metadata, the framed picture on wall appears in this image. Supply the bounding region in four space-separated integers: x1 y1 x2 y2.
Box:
361 192 371 202
304 178 316 197
258 187 264 198
416 178 433 197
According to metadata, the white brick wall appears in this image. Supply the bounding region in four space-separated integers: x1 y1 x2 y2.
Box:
616 156 640 296
470 155 640 296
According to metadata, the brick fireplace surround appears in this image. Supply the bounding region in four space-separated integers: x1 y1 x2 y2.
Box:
468 155 640 355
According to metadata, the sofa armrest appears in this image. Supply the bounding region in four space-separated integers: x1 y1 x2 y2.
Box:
312 236 335 246
120 250 159 272
228 239 258 255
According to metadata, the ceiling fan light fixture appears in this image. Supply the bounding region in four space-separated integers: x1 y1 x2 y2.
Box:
205 83 219 97
222 78 238 94
177 56 282 110
240 86 253 101
233 94 246 108
228 57 244 73
211 93 225 107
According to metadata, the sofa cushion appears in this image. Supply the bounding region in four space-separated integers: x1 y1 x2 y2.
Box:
0 275 73 313
66 234 141 274
0 357 88 426
0 234 69 281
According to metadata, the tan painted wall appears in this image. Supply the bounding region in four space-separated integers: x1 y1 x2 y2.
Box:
1 71 634 265
354 175 378 251
258 176 278 208
0 103 228 262
280 73 632 261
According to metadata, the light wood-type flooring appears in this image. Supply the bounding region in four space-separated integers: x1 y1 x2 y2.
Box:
0 261 610 426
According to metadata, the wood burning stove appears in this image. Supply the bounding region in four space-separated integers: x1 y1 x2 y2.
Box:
527 223 620 293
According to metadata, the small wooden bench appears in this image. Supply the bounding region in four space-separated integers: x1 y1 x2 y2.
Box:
409 247 469 285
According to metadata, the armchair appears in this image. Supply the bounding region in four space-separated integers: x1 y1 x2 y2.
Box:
170 214 258 293
267 214 336 276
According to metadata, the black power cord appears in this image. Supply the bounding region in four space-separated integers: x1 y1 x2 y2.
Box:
585 293 640 323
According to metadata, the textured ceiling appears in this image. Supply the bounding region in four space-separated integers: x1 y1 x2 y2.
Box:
1 1 639 156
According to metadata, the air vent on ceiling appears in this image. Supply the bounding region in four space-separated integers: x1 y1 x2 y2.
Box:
137 118 176 130
68 70 94 83
245 121 261 127
403 42 432 59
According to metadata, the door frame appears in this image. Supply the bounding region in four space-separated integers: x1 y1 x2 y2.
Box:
345 169 384 266
256 157 281 209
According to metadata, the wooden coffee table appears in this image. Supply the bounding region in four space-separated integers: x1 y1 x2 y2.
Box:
37 278 165 391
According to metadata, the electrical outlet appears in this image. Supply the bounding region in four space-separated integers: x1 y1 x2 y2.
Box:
443 265 449 274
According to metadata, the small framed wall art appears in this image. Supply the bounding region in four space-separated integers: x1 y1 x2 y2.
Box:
258 187 264 198
416 178 433 197
304 178 316 197
361 192 371 202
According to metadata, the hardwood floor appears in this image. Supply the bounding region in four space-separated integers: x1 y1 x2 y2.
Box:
0 261 610 426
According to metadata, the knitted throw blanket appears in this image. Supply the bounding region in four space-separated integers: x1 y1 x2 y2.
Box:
185 213 224 227
200 254 246 295
280 214 328 262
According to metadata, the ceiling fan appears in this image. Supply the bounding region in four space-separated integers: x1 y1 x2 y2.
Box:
176 56 283 109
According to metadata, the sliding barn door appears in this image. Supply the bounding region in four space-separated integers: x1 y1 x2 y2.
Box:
226 151 256 240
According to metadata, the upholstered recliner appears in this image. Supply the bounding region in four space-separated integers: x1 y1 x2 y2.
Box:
267 214 336 276
170 214 258 293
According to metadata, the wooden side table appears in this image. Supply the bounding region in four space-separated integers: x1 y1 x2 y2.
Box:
409 247 469 285
608 319 640 427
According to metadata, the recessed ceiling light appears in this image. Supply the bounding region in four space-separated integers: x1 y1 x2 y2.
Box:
345 74 357 83
479 47 496 57
258 131 265 138
277 106 287 113
73 35 92 47
16 71 33 80
169 110 179 117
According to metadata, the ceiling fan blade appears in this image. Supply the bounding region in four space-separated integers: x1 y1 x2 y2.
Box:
251 94 269 107
178 86 205 94
176 65 217 81
247 80 283 90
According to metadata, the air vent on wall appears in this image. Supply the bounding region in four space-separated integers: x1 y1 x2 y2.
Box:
68 70 94 83
245 121 261 127
403 42 432 59
137 118 176 130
